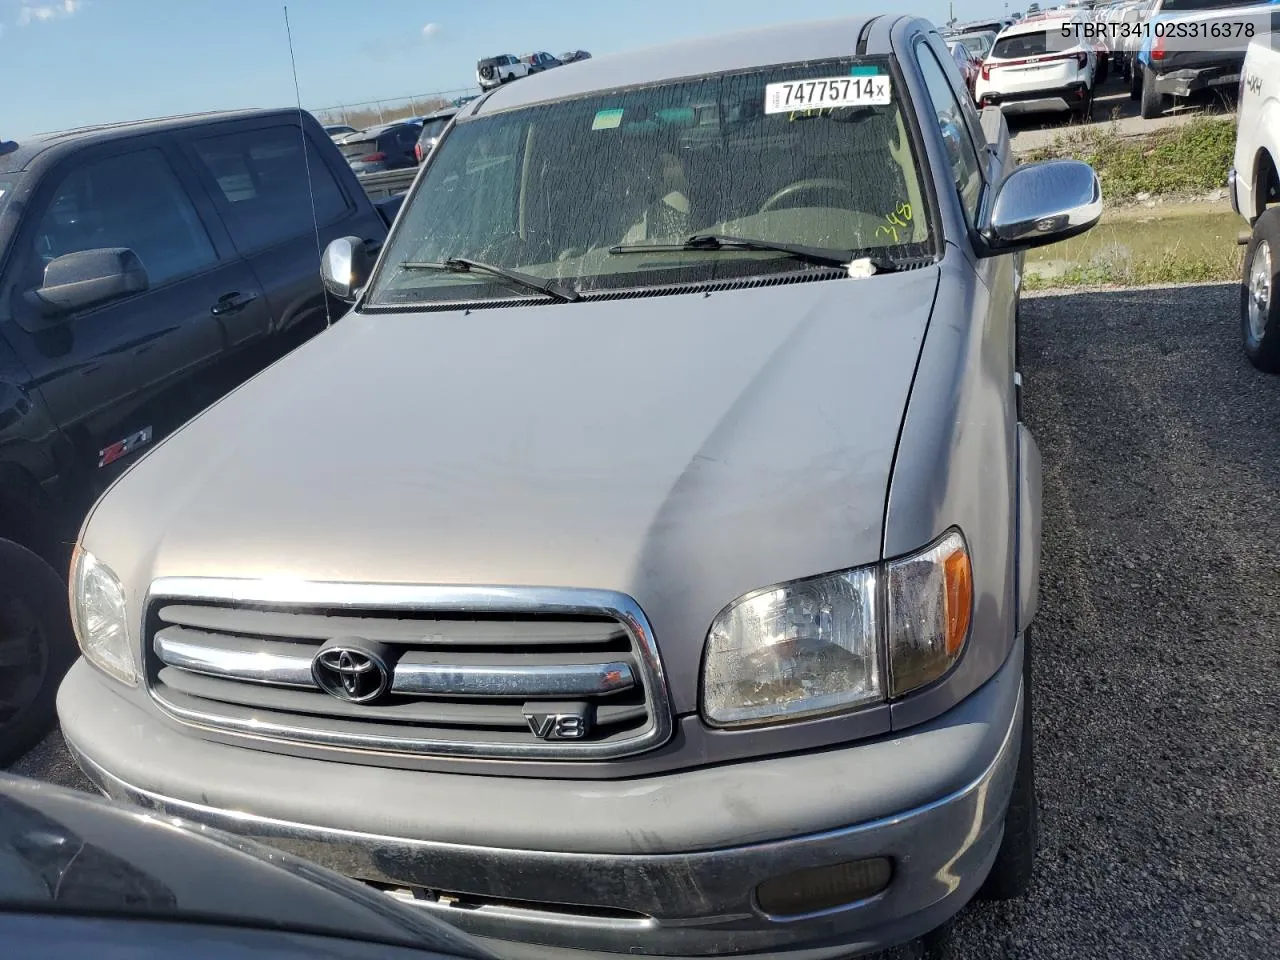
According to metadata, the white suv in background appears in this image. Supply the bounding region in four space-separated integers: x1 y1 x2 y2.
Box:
476 54 533 90
973 15 1098 121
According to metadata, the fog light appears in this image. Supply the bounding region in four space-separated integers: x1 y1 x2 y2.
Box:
755 858 892 917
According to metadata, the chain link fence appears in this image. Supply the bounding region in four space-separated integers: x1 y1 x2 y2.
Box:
314 87 483 130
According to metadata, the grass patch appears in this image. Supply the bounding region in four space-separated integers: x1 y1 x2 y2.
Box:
1024 206 1243 289
1020 116 1235 201
1023 252 1241 290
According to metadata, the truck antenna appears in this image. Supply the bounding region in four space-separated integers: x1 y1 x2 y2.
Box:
284 3 332 328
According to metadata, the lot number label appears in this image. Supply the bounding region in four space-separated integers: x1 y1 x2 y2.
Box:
764 75 890 113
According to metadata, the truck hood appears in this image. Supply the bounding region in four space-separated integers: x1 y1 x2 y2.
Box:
87 269 940 712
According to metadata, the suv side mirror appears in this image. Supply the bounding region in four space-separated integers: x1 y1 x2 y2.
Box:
321 236 372 303
982 159 1102 254
30 248 149 316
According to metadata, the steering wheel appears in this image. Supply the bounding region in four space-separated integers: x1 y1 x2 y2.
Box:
759 179 857 214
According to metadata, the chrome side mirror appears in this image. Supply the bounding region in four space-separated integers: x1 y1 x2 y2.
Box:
983 159 1102 254
321 236 372 303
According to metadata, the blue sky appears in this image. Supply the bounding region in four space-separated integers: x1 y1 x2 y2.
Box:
1 0 1010 136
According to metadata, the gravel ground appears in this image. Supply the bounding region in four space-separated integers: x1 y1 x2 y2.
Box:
7 282 1279 957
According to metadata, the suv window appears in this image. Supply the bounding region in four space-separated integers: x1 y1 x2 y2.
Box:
992 31 1050 58
391 126 418 151
32 148 216 287
418 118 452 144
916 45 983 222
368 55 933 306
191 126 347 252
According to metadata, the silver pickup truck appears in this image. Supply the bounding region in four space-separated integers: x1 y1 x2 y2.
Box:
58 15 1100 959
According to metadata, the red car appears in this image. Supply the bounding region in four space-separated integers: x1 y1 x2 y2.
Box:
947 40 982 100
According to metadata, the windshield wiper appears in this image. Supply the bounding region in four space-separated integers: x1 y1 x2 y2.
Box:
608 234 886 270
399 257 580 303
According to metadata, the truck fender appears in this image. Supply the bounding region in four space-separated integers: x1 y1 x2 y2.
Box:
1016 422 1042 636
0 376 77 565
1251 145 1280 222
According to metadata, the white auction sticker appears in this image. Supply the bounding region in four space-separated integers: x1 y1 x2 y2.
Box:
764 74 891 114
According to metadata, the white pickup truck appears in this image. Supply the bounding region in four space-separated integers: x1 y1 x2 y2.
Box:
1231 39 1280 371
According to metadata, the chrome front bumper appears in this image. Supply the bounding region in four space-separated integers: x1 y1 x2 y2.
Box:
62 638 1025 960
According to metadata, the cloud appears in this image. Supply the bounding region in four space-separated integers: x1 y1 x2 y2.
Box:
18 0 82 26
360 23 441 58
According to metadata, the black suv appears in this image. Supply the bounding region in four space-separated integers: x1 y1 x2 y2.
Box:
0 108 391 763
336 122 422 174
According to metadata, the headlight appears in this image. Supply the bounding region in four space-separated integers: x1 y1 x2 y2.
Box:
70 547 137 686
701 529 972 727
703 568 881 726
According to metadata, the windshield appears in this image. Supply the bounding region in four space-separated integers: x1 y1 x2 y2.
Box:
367 56 931 307
0 177 14 218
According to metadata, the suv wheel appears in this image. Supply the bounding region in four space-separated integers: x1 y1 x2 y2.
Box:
977 626 1038 901
0 538 78 766
1129 66 1141 101
1241 208 1280 372
1140 64 1167 119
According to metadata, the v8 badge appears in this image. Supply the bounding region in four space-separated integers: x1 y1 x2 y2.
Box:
523 702 593 740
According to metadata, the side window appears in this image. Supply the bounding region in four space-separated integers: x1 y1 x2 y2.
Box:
916 45 984 222
32 148 216 288
190 126 348 253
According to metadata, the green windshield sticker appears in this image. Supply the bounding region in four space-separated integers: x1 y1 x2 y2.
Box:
850 65 880 76
592 108 624 130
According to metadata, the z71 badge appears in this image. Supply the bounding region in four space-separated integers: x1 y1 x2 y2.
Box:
99 426 153 468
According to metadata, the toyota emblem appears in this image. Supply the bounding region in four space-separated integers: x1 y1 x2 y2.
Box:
312 642 391 703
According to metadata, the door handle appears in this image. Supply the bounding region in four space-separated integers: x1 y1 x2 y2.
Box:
210 292 258 316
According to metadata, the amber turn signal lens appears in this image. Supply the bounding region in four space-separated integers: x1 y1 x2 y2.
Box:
943 541 973 657
886 529 972 698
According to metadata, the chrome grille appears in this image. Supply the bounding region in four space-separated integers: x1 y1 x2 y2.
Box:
143 579 673 761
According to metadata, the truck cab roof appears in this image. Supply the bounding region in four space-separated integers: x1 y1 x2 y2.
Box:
0 109 314 175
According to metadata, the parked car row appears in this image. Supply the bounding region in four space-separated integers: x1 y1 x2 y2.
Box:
970 11 1102 120
1129 0 1266 118
974 0 1262 121
476 48 591 90
943 0 1263 123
